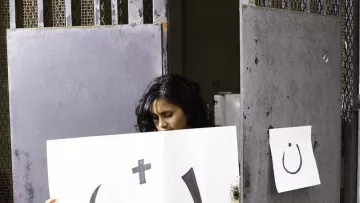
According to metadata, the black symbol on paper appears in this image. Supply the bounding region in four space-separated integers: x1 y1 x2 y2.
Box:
182 168 202 203
88 163 204 203
282 143 302 174
89 184 101 203
132 159 152 184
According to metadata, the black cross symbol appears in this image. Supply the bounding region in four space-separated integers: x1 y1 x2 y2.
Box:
132 159 152 184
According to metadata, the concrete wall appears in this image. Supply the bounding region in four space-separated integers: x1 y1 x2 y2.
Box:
182 0 240 103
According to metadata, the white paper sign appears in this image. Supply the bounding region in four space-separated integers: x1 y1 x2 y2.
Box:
47 126 239 203
269 125 321 193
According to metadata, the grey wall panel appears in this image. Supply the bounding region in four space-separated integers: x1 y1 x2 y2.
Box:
7 24 163 203
240 5 341 203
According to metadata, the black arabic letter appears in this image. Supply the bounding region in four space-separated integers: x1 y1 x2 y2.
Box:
89 184 101 203
282 144 302 175
182 168 202 203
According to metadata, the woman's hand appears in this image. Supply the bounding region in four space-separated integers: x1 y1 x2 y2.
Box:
45 198 57 203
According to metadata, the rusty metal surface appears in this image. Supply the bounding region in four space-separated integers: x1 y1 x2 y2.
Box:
240 5 341 203
161 23 168 74
7 24 163 203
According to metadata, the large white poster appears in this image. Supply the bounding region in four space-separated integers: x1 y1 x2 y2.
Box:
47 126 239 203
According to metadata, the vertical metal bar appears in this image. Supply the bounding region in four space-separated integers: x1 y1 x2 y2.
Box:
161 23 168 74
111 0 118 25
344 0 359 202
238 5 244 203
323 0 327 15
306 0 310 12
65 0 72 26
353 0 359 200
94 0 101 25
128 0 143 24
37 0 44 27
344 118 359 203
287 0 292 10
9 0 16 29
358 101 360 203
153 0 167 23
358 0 360 202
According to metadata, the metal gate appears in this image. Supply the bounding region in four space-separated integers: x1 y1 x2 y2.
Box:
1 0 358 202
249 0 359 202
0 0 169 202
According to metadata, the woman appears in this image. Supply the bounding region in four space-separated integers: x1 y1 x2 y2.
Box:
46 74 214 203
135 73 214 132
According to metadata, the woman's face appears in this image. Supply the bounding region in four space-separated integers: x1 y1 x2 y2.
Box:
151 98 188 131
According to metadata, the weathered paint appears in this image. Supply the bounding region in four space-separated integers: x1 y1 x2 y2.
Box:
94 0 101 25
128 0 144 24
9 0 15 29
37 0 44 27
162 23 168 74
65 0 72 26
153 0 167 24
240 5 341 203
7 24 164 203
111 0 118 25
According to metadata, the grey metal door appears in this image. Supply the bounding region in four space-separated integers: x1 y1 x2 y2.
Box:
7 24 164 203
6 1 168 202
239 5 342 203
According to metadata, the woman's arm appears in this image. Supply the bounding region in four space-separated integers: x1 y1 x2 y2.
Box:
45 198 57 203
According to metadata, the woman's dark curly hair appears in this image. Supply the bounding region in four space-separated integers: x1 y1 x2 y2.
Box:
135 74 214 132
